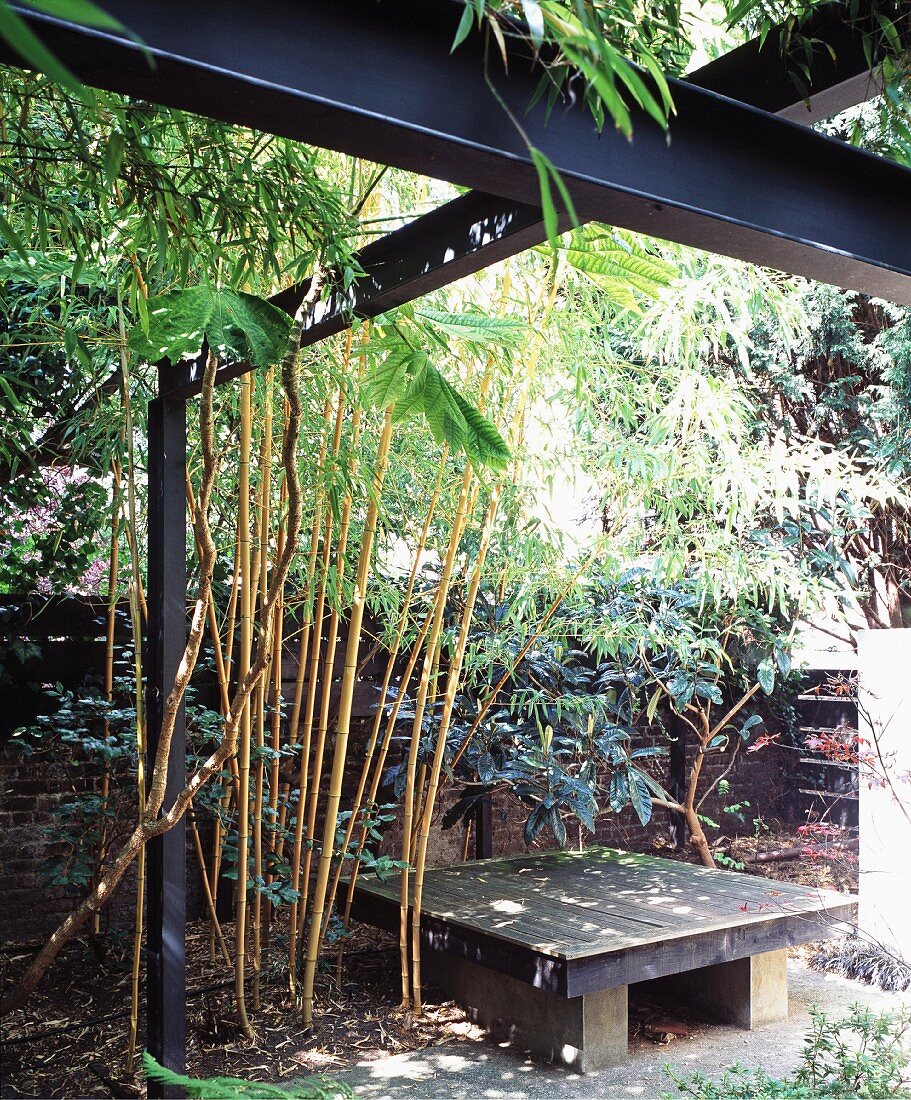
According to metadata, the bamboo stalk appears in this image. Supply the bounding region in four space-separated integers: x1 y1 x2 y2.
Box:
287 379 348 993
94 457 121 937
274 398 332 869
124 580 146 1075
116 311 147 1077
185 475 237 960
234 376 255 1040
264 464 288 952
223 536 241 683
190 812 231 964
252 373 275 1010
397 462 474 1007
301 409 395 1026
299 379 364 927
284 397 333 748
328 453 447 939
336 594 436 945
411 483 502 1009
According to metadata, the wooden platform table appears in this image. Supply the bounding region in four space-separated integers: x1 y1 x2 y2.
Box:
349 846 857 1072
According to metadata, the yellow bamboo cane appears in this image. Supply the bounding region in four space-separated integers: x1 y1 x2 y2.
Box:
410 483 503 1009
234 376 255 1039
94 458 121 937
301 409 394 1026
252 374 274 1010
397 463 474 1007
299 381 364 927
287 379 348 993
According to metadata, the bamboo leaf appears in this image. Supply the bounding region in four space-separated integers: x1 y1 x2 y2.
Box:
0 208 31 262
21 0 127 31
520 0 544 46
529 147 560 244
450 2 474 52
0 0 94 102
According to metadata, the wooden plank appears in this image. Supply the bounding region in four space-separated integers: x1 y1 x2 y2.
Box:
430 863 716 929
435 846 850 919
456 847 847 908
350 846 857 979
353 874 656 956
564 903 857 995
350 880 855 997
354 864 852 962
347 892 569 994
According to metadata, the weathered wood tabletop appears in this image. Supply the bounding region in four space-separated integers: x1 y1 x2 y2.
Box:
350 846 857 994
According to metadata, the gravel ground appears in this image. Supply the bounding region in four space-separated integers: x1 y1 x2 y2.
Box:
333 960 910 1100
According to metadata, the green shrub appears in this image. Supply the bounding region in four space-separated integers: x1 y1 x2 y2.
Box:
665 1006 911 1099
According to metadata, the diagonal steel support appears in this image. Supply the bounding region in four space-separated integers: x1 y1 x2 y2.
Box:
163 192 549 398
689 0 899 123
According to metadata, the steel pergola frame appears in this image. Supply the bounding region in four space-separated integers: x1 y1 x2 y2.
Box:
3 2 909 1094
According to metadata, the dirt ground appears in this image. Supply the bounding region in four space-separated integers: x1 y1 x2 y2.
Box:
0 835 864 1099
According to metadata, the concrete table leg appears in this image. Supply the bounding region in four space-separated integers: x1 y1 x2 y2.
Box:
673 948 789 1029
426 953 628 1072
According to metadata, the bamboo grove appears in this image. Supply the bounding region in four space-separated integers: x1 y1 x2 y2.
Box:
0 66 587 1030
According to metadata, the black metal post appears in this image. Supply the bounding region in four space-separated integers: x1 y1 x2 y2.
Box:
146 378 187 1098
474 793 493 861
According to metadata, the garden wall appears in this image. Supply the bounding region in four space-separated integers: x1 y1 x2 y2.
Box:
0 594 804 942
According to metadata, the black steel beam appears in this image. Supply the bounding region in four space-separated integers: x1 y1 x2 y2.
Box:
164 10 887 401
4 0 910 304
689 1 899 123
146 380 187 1097
164 191 549 399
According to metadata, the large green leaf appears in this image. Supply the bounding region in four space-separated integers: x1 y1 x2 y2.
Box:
416 307 526 346
363 346 415 409
391 359 429 424
450 387 510 471
756 658 776 695
418 363 510 472
627 768 653 826
129 285 292 367
421 363 468 452
561 228 677 306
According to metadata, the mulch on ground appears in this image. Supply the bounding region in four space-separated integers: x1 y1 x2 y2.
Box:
0 833 856 1098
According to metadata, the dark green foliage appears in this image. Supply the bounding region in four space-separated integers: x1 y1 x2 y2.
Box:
430 566 790 848
665 1005 911 1099
813 936 911 994
10 672 139 892
434 574 680 847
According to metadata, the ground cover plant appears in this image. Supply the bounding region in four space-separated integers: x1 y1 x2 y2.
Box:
665 1005 911 1098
